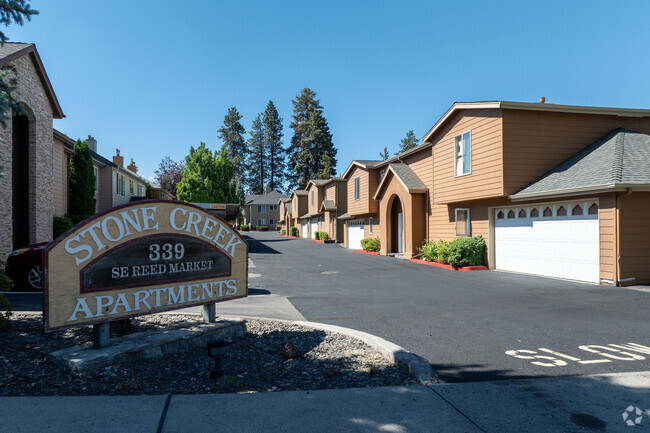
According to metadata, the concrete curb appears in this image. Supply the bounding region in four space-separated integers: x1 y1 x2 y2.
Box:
220 315 438 386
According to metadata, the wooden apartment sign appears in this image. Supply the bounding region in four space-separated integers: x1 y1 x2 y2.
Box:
44 201 248 331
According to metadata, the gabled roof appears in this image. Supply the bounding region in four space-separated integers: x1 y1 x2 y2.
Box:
246 190 288 205
307 179 329 189
320 177 346 187
290 189 308 198
373 163 428 200
53 129 115 167
342 160 383 179
0 43 64 118
320 199 337 212
511 129 650 201
279 197 291 203
244 194 262 204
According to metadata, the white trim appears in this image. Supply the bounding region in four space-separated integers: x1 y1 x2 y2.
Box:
455 208 470 237
354 176 360 201
454 130 472 177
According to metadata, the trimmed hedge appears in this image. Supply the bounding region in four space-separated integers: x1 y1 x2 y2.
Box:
419 236 486 268
53 215 74 239
360 238 380 252
238 224 250 231
447 235 486 268
314 231 320 240
290 226 298 237
255 225 269 231
281 229 286 235
319 232 329 241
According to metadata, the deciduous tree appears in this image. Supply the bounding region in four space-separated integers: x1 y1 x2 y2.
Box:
176 143 238 203
154 155 184 196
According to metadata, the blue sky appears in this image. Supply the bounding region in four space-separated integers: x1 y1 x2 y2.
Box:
7 0 650 181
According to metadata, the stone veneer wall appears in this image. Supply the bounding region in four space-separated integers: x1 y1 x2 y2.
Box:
0 54 54 259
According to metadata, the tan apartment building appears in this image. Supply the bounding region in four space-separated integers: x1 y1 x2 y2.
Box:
319 177 347 241
289 190 308 237
243 190 287 229
301 180 329 238
339 161 383 250
278 197 291 233
337 100 650 285
0 43 64 259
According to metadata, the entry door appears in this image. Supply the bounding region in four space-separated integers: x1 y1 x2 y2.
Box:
397 212 404 254
301 221 309 238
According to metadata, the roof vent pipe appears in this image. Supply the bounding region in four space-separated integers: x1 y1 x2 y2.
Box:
540 97 546 103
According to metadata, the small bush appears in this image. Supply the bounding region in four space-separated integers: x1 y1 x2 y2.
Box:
239 224 250 231
419 239 451 263
53 215 74 239
314 231 321 240
319 232 329 241
290 226 298 237
360 237 380 252
0 261 14 332
447 235 486 268
281 229 286 235
255 225 269 231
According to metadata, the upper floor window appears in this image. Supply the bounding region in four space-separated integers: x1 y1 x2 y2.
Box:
354 177 360 201
270 205 278 211
129 180 134 195
257 205 266 213
116 172 125 196
454 131 472 177
93 167 98 193
137 184 145 196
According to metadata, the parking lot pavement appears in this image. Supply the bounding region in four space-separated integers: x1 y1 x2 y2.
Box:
244 232 650 382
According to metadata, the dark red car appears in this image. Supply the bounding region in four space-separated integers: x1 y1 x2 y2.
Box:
5 242 49 292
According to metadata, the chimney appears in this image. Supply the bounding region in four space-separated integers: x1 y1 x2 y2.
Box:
127 158 138 173
87 135 97 153
113 149 124 167
539 97 546 104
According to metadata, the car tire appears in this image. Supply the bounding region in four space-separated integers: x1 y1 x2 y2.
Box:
27 265 43 291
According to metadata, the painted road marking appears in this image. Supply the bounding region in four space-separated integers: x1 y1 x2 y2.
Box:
506 343 650 367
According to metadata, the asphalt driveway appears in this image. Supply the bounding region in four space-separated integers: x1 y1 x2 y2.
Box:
245 232 650 382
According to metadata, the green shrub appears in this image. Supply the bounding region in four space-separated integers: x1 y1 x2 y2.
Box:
239 224 249 231
255 225 269 231
53 215 74 239
360 238 380 252
447 235 486 268
419 239 451 263
65 213 88 225
320 232 329 241
0 261 14 332
281 229 286 235
290 226 298 237
314 231 321 240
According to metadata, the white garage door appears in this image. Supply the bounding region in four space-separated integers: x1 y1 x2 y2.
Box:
311 218 319 239
301 221 309 238
348 219 364 250
494 202 600 283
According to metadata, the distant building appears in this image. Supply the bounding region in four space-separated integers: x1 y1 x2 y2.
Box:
243 190 288 229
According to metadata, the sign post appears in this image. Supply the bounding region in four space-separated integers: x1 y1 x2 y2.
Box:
43 201 248 336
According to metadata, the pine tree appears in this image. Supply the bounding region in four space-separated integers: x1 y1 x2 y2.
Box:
245 114 266 194
217 107 247 178
288 88 337 189
395 130 419 155
262 100 285 192
68 139 96 218
379 147 390 160
315 151 334 180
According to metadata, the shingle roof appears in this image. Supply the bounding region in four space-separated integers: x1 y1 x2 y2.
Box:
337 213 352 220
244 194 262 204
279 197 291 203
373 163 428 199
342 160 383 178
309 179 329 186
246 190 288 205
291 189 308 196
320 200 337 211
511 129 650 200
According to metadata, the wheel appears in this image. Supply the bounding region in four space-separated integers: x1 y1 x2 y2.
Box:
27 265 42 290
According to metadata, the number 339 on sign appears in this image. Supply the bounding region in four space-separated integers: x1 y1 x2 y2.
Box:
149 243 185 261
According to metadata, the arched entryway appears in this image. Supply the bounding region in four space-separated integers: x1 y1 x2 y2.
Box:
390 195 404 254
12 113 30 249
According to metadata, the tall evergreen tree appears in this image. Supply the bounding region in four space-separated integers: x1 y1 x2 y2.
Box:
245 114 267 194
217 107 247 178
68 139 96 218
288 88 337 189
379 147 390 160
395 130 419 155
262 100 285 192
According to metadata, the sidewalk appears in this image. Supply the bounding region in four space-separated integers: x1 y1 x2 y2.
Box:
4 293 650 432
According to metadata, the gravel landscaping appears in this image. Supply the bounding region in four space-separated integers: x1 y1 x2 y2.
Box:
1 314 416 396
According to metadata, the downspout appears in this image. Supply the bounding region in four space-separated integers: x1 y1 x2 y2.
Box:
615 188 633 286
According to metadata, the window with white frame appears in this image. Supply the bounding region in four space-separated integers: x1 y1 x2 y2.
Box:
269 218 276 225
257 205 266 213
354 177 360 201
137 184 145 196
270 204 278 211
129 179 134 195
455 208 470 236
369 217 373 234
257 218 266 226
93 167 98 193
454 131 472 177
311 190 315 205
116 172 125 196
